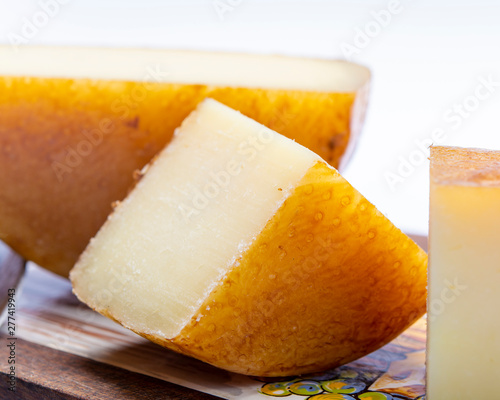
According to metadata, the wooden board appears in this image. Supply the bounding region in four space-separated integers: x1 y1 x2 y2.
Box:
0 240 427 400
0 333 221 400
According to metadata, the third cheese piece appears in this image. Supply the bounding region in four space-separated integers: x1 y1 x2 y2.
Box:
428 145 500 399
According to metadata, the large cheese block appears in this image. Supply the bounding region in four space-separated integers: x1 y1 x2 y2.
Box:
0 45 370 277
428 145 500 399
71 99 427 377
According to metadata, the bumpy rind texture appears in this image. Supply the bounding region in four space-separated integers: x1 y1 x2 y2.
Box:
138 161 428 376
430 145 500 186
0 77 365 276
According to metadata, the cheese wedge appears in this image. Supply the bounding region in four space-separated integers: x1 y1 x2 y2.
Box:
71 99 426 376
0 46 369 277
427 146 500 399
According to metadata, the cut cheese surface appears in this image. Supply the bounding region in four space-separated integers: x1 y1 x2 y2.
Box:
0 46 369 92
428 146 500 399
71 99 426 376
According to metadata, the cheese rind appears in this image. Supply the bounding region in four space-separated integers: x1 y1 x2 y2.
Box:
166 161 428 376
428 145 500 399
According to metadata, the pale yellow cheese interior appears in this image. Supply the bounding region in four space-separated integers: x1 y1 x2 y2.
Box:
70 99 321 338
428 146 500 399
0 46 369 92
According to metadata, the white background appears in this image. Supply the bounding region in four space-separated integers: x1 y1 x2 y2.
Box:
1 0 500 235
